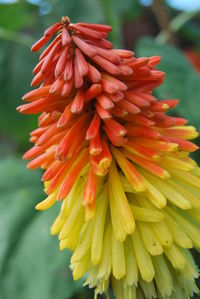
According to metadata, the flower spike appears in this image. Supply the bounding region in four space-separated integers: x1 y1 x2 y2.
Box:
18 16 200 299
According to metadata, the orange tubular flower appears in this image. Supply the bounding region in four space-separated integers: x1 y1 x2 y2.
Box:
18 17 200 299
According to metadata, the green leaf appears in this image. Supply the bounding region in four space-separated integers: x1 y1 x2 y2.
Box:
0 206 84 299
0 157 92 299
0 157 42 267
47 0 104 23
0 2 38 32
136 37 200 130
113 0 141 18
0 42 38 146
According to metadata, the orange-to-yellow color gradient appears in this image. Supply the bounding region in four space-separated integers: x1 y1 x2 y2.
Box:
18 17 200 299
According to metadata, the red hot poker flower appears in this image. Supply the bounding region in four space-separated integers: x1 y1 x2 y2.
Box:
18 17 200 299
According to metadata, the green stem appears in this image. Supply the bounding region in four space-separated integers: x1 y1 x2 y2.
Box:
155 10 200 45
0 27 34 47
99 0 122 48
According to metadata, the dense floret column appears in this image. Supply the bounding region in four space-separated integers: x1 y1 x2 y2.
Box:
18 17 200 299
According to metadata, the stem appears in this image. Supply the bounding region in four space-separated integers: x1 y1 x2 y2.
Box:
0 27 34 47
155 10 200 45
99 0 122 48
152 0 175 44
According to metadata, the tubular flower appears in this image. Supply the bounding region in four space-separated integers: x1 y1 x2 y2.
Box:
18 17 200 299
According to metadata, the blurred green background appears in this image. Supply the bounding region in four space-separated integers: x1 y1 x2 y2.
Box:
0 0 200 298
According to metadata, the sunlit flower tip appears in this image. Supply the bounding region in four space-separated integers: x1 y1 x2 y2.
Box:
19 16 200 299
